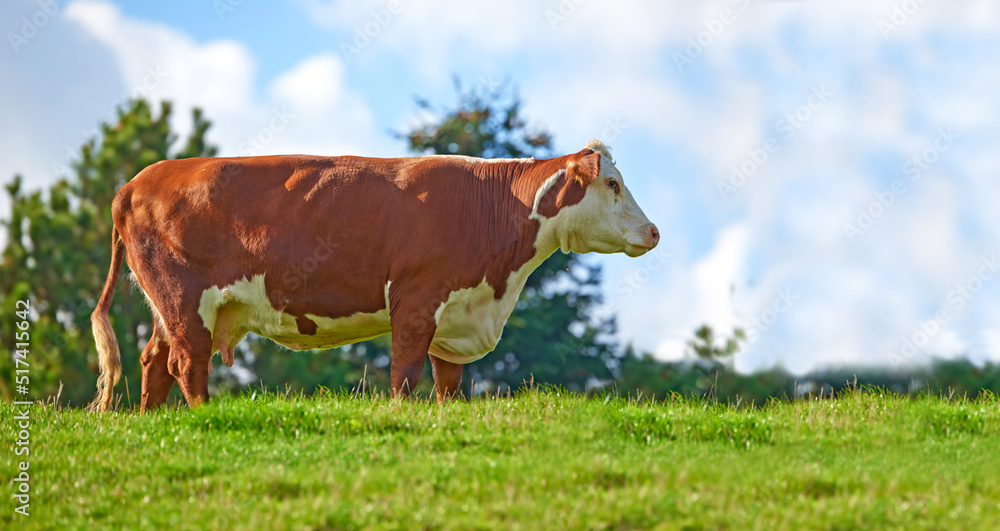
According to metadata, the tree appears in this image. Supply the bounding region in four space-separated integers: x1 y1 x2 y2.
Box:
405 79 552 159
0 100 216 405
687 324 745 366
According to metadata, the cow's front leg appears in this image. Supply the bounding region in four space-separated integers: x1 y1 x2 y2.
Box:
389 300 438 398
429 354 463 403
167 333 212 407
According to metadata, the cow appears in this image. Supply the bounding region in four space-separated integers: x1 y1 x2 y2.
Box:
89 140 658 411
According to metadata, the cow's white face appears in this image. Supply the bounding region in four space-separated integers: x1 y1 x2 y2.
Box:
544 143 659 257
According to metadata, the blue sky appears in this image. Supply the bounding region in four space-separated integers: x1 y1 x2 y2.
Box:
4 0 1000 373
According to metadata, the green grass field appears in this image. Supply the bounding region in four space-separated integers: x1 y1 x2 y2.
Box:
3 387 999 530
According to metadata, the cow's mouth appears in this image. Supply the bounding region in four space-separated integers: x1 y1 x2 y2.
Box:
624 243 653 257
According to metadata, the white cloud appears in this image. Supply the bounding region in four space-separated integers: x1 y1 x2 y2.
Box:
271 55 345 114
266 54 379 156
691 224 748 333
65 1 255 119
509 0 1000 371
58 0 388 159
0 0 124 215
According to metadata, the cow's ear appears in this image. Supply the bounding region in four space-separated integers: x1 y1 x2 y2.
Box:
568 149 601 185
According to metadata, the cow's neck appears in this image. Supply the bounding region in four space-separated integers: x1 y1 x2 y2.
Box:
521 161 576 257
467 158 568 300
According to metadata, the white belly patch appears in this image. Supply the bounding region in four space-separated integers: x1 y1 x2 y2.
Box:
198 256 543 366
197 275 391 356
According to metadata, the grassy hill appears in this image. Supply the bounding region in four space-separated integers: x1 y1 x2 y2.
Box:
2 387 998 529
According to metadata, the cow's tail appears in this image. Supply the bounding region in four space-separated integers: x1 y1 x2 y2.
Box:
89 225 125 412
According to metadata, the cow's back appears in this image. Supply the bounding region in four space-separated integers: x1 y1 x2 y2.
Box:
122 155 407 256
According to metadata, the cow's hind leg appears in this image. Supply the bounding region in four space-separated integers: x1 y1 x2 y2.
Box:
429 354 463 403
166 321 213 407
140 321 175 412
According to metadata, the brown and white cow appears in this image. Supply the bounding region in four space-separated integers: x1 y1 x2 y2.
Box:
89 140 658 411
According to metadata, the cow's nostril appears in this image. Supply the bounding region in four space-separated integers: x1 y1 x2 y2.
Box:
650 225 660 245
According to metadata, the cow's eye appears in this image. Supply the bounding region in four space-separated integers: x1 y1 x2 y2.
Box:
606 179 620 194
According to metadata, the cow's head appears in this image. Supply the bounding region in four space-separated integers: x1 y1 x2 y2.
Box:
535 140 659 257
